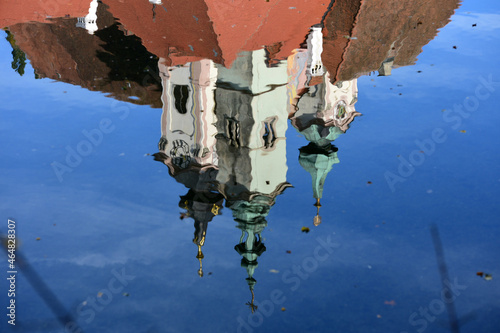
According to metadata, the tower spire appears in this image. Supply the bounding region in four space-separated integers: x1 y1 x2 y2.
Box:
299 140 339 225
196 243 204 277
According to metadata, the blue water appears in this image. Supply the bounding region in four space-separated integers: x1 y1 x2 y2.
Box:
1 1 499 333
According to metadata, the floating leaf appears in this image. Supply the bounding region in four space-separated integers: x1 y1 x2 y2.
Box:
301 226 310 233
477 271 484 277
36 237 41 241
485 274 493 281
286 250 291 254
281 307 286 311
460 130 466 133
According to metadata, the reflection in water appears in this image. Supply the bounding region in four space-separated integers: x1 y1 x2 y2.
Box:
152 26 360 309
1 0 463 321
287 28 360 225
1 0 460 105
153 47 294 308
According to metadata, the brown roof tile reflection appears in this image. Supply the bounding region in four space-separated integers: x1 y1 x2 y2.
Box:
6 3 163 107
102 0 223 66
2 0 461 108
204 0 328 67
103 0 328 67
0 0 90 28
323 0 461 82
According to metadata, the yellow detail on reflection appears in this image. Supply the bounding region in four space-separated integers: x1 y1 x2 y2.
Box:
211 204 220 215
314 199 322 226
246 289 258 313
200 232 206 246
197 244 204 277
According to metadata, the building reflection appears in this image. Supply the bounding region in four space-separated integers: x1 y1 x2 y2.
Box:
288 27 360 226
153 49 292 309
151 24 360 310
153 59 221 277
214 49 292 309
1 0 462 312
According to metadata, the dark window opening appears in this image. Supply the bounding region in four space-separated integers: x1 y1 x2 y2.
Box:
173 85 189 114
262 117 277 149
225 117 240 147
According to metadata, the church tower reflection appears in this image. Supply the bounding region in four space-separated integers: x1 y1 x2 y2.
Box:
288 27 360 226
179 189 224 277
214 49 292 309
154 58 222 276
153 51 291 295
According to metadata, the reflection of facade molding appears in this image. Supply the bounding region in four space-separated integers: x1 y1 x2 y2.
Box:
76 0 98 34
292 76 359 133
214 50 291 203
158 59 219 171
287 28 360 131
